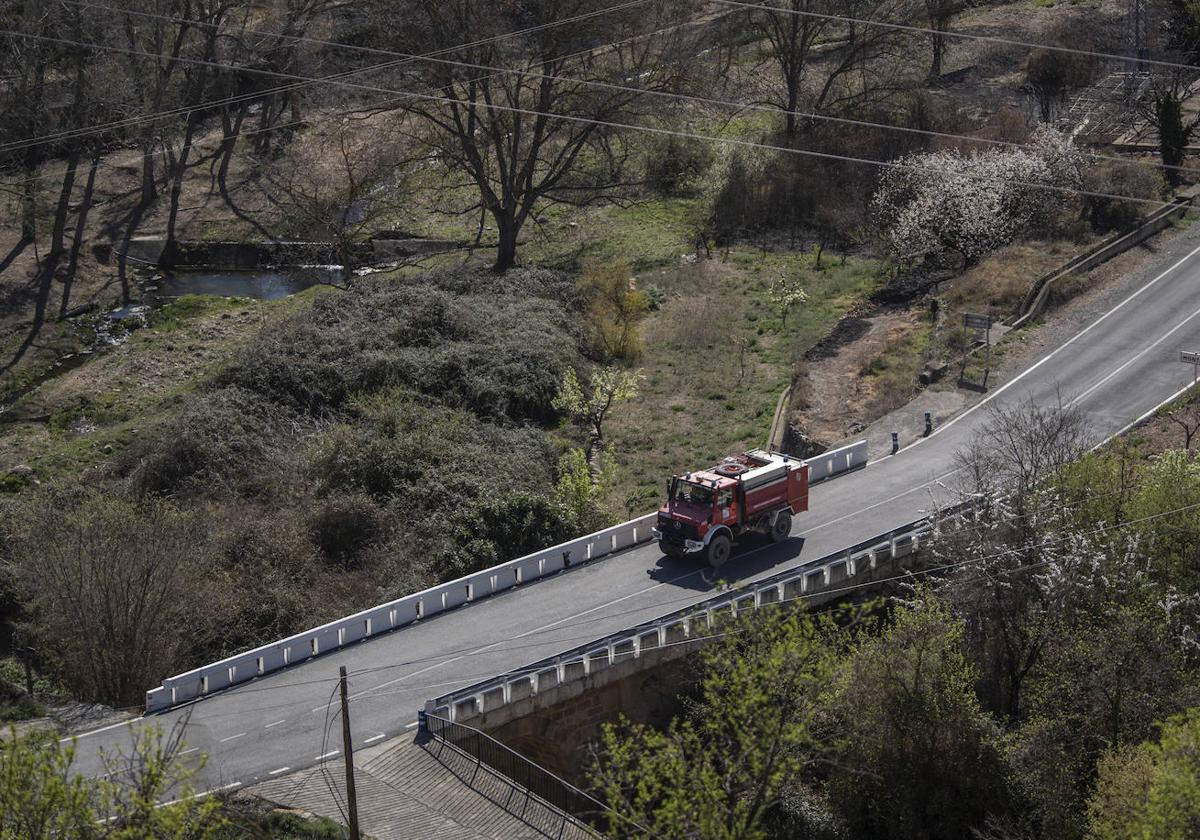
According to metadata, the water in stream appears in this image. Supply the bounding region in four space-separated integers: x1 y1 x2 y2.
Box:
143 265 343 302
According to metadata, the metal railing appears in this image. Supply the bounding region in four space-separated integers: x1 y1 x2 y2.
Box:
423 714 618 839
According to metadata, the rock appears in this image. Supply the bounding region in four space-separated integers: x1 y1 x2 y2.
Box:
919 361 949 386
101 444 113 455
8 465 33 477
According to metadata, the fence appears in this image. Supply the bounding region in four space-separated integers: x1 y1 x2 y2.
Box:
422 516 931 726
424 714 612 839
144 443 869 713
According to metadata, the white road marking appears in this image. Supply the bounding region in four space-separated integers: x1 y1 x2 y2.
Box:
868 236 1200 465
162 781 241 807
264 719 287 729
63 718 134 743
404 721 419 730
268 766 290 776
315 750 340 761
179 747 200 756
365 733 387 743
218 732 245 743
1066 300 1200 410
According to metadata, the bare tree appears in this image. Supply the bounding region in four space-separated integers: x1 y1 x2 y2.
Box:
924 0 969 79
747 0 917 138
264 119 412 275
9 493 212 707
932 395 1090 720
396 0 704 272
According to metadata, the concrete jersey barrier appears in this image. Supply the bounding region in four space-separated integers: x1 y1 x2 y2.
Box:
144 442 869 713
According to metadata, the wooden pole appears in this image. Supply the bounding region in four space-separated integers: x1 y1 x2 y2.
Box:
339 666 361 840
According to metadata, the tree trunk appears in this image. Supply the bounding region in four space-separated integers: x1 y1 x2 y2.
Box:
930 27 945 78
163 114 199 263
493 208 519 273
61 152 101 318
139 140 157 207
784 75 800 138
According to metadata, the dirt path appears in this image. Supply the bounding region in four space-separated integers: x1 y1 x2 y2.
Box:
793 307 926 445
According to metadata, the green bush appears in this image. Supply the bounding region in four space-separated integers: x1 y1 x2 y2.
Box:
437 492 575 580
120 386 285 496
216 272 576 421
644 134 714 197
313 393 554 504
308 493 384 569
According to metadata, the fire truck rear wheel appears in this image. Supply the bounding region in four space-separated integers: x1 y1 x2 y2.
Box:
707 533 732 568
771 511 792 543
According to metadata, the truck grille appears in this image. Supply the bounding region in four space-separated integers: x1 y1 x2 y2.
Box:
658 514 698 542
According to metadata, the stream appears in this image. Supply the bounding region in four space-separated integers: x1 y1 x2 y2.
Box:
1 266 341 421
143 265 343 302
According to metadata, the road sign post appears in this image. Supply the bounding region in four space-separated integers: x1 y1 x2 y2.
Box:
960 313 993 389
1181 350 1200 386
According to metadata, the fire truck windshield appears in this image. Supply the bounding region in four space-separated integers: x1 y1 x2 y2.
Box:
674 481 714 507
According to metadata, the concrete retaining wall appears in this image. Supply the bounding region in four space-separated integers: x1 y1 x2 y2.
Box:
1012 188 1199 330
119 237 466 270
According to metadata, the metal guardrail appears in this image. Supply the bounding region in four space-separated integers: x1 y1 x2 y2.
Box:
424 714 609 839
144 442 869 713
423 515 933 725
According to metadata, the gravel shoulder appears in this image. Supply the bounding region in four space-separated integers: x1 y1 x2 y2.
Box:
825 215 1200 458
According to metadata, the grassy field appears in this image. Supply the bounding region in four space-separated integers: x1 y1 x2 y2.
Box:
0 293 300 487
604 248 886 512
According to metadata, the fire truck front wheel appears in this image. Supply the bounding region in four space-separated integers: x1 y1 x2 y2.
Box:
771 511 792 543
707 533 732 568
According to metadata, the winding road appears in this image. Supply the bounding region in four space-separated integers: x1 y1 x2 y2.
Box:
65 225 1200 802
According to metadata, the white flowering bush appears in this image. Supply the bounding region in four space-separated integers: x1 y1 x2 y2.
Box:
872 128 1083 267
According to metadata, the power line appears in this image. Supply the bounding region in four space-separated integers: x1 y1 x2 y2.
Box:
16 2 1200 181
0 28 1184 211
709 0 1200 75
0 0 655 154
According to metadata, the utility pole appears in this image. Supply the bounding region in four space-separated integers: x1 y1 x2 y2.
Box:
339 666 361 840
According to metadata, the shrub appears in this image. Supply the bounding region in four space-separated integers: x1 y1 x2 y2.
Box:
578 259 649 362
120 385 286 496
644 134 714 196
1082 160 1163 233
217 275 575 421
308 493 384 568
313 392 555 505
9 491 214 705
437 492 578 582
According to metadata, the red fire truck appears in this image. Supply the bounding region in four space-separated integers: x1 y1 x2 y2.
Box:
652 449 809 567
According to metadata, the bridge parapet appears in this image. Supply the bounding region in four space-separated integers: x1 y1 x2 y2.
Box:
421 516 935 729
144 441 869 713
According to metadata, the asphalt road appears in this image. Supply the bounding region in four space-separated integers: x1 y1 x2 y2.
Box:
66 232 1200 796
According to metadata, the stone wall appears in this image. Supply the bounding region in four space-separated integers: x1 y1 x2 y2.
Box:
485 656 695 784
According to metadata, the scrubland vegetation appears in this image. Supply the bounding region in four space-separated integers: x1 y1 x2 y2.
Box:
3 0 1200 834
